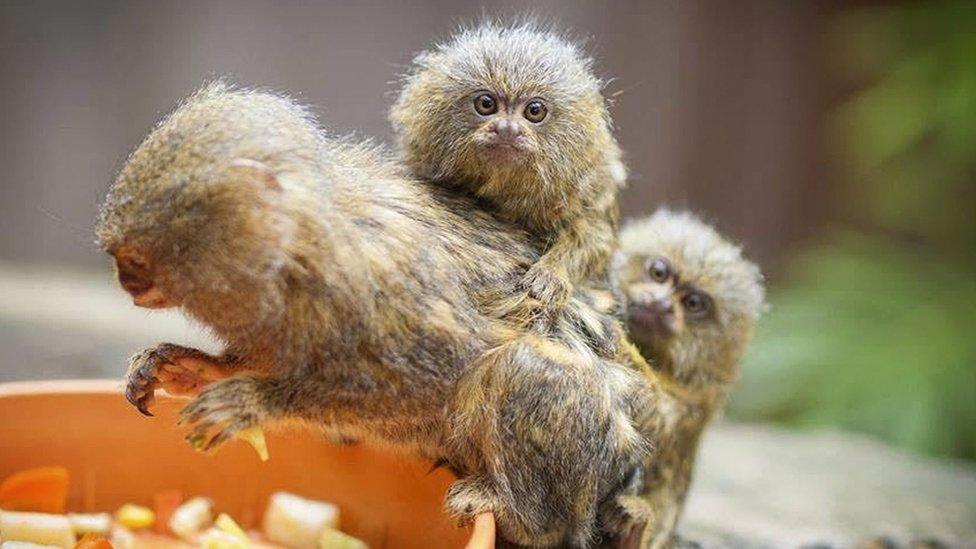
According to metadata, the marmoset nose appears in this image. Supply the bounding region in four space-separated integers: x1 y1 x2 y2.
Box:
113 247 153 298
634 294 674 316
648 298 674 317
488 118 524 138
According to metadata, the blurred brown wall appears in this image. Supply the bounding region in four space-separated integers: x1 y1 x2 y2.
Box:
0 0 830 273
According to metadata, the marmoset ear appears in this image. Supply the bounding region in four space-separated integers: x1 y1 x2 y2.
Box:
222 157 295 253
227 158 282 191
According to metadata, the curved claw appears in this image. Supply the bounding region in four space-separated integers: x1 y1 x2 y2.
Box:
123 346 177 416
125 385 154 416
125 363 157 416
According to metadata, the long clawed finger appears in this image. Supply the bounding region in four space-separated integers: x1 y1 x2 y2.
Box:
126 360 160 416
184 418 247 454
125 383 155 416
202 426 238 452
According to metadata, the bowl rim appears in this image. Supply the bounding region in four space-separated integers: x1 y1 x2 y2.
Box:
0 378 121 397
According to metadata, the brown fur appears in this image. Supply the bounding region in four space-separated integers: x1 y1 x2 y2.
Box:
614 209 766 548
391 23 626 324
96 83 652 547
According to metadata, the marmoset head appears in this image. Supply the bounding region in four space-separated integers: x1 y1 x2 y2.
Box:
96 83 310 328
391 23 619 211
618 209 765 388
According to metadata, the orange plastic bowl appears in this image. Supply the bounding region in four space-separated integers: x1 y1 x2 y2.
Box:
0 380 488 548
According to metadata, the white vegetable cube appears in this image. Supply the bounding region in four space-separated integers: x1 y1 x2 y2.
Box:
67 513 112 535
0 511 76 549
168 497 214 542
262 492 340 549
109 525 135 549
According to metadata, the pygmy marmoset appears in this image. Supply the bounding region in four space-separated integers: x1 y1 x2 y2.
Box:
391 23 626 323
96 83 651 547
615 209 766 548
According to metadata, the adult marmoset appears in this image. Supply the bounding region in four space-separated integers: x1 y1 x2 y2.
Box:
96 83 650 547
615 209 765 548
391 23 626 323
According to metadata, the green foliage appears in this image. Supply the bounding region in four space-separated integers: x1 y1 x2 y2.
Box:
729 234 976 460
729 1 976 461
830 1 976 246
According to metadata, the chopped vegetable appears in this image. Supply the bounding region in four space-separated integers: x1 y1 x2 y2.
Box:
200 514 251 549
214 514 247 538
108 525 134 549
66 514 111 536
465 513 495 549
168 497 213 542
152 490 183 535
72 533 112 549
0 511 76 549
199 527 251 549
1 542 63 549
114 504 155 530
237 427 269 461
262 492 339 549
0 467 70 514
190 427 269 461
317 528 367 549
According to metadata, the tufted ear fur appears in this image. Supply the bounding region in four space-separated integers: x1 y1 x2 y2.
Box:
218 157 293 254
227 158 282 191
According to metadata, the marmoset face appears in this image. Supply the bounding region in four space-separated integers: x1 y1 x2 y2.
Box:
466 89 550 165
392 24 612 192
622 253 718 361
619 210 765 384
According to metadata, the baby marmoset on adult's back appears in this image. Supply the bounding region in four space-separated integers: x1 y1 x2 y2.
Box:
615 209 765 548
391 23 626 321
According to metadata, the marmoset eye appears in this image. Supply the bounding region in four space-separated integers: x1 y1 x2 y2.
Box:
681 292 711 316
474 93 499 115
645 257 671 283
523 99 548 123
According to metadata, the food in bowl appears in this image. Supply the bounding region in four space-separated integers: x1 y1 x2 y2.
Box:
0 468 366 549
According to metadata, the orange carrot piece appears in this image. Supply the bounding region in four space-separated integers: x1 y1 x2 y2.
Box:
153 489 184 535
0 466 70 514
75 533 114 549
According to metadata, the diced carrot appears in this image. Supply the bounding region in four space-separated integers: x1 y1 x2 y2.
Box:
152 489 184 535
0 466 70 514
74 532 114 549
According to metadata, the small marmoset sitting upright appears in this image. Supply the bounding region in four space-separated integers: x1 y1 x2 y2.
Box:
614 209 765 548
391 22 626 323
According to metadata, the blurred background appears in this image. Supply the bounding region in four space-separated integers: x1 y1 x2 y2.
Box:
0 0 973 474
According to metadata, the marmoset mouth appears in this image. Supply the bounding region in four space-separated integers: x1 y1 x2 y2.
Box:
128 285 174 309
627 307 677 338
478 138 531 162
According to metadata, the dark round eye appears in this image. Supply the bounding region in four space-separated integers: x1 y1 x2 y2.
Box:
474 93 498 116
523 99 548 123
645 257 670 283
681 292 711 316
